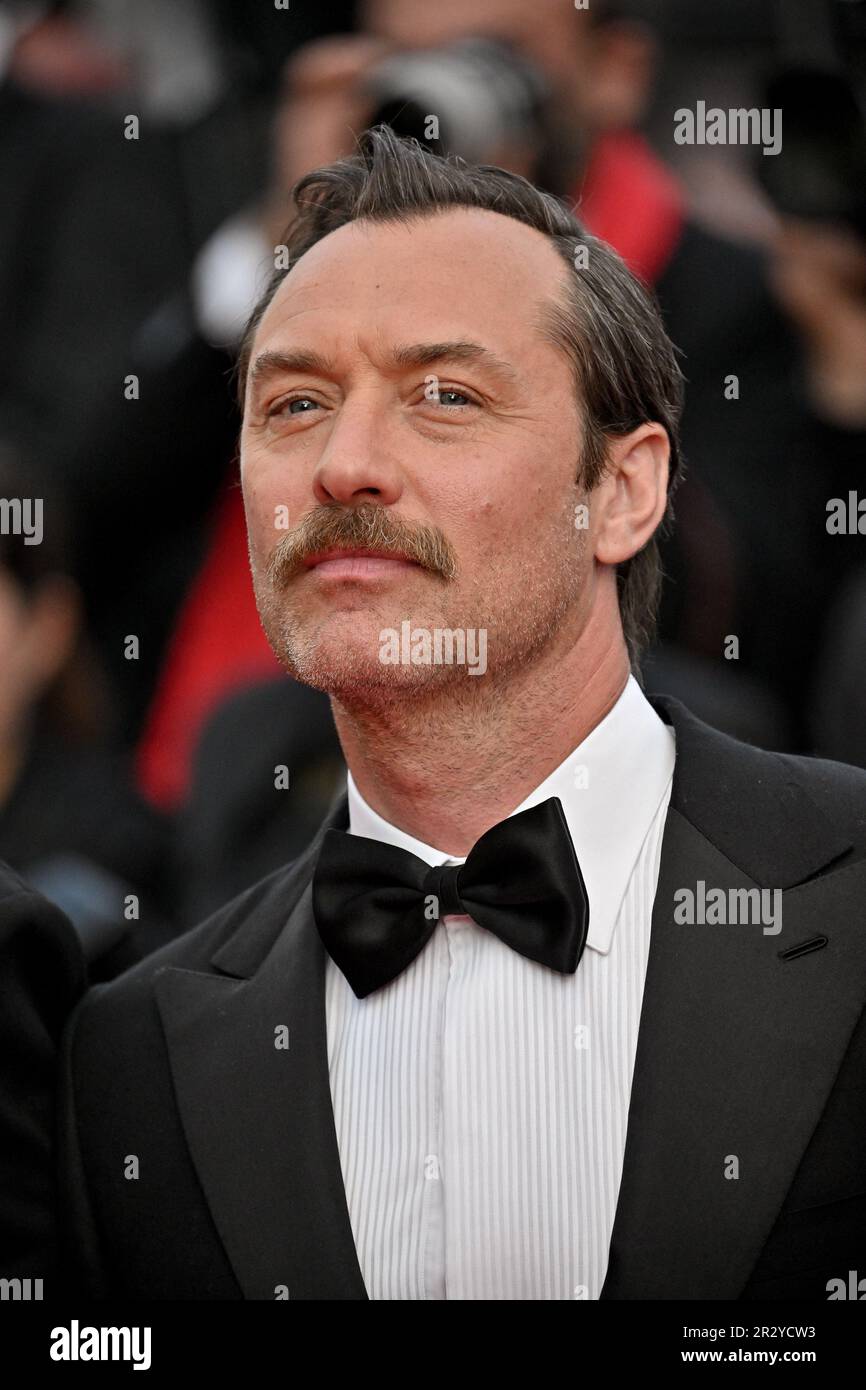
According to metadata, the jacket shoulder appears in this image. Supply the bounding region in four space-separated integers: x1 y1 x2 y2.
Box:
65 853 305 1042
652 692 866 876
774 748 866 846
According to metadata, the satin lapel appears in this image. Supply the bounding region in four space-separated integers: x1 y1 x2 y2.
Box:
154 796 369 1300
601 806 866 1299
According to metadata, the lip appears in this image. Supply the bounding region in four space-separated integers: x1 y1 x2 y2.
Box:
303 548 420 578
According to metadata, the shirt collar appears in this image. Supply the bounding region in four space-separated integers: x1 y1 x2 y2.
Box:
347 674 676 955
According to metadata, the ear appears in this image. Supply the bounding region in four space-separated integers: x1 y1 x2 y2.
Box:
585 21 657 130
591 422 670 567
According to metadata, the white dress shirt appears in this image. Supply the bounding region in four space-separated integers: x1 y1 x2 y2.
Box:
324 675 676 1299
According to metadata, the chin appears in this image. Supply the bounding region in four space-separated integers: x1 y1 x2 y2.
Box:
278 631 474 703
265 614 392 694
261 594 489 699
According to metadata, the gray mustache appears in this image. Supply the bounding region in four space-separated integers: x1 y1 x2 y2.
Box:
266 503 458 587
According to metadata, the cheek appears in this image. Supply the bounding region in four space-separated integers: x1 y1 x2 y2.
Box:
240 446 299 557
449 473 561 574
449 495 502 561
239 481 271 562
486 471 571 546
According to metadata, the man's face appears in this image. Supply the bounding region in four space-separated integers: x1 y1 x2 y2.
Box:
240 207 597 702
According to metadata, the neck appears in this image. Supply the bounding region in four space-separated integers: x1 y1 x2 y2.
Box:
331 611 631 857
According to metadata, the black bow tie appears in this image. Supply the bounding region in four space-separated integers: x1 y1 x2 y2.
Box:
312 797 590 999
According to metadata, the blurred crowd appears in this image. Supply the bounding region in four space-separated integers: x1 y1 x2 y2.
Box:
3 0 866 981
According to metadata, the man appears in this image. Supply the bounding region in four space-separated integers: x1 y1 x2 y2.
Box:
130 0 780 810
58 128 866 1300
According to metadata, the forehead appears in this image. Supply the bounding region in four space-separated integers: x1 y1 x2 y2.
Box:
252 206 570 363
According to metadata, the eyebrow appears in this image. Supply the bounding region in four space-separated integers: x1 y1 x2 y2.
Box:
391 341 520 386
246 340 521 397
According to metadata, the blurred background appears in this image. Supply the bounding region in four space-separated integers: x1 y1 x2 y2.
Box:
3 0 866 979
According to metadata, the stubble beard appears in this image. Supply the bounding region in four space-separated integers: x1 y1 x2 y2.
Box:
251 522 587 718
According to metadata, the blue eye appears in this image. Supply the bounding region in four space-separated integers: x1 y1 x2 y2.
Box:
436 389 471 407
286 397 319 414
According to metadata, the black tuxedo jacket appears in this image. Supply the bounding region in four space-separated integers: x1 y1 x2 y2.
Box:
57 696 866 1299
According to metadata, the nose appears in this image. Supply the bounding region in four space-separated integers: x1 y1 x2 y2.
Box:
312 393 403 509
